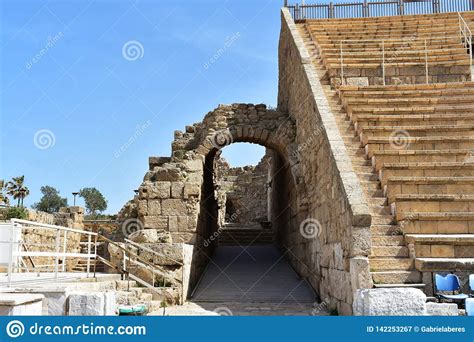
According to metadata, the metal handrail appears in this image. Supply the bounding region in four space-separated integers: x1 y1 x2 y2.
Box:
286 1 472 20
459 12 473 81
337 36 463 43
4 220 98 286
11 218 97 236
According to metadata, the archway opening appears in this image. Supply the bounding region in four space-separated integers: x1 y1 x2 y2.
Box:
189 142 315 306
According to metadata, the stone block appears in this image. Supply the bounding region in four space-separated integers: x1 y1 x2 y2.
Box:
68 292 106 316
353 288 426 316
0 293 44 316
171 182 184 198
162 199 188 215
141 182 171 199
142 216 168 229
426 302 458 316
128 229 172 244
184 183 201 199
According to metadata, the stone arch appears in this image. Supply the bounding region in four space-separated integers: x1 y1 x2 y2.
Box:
117 103 305 300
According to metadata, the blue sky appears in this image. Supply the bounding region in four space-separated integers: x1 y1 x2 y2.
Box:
1 0 287 213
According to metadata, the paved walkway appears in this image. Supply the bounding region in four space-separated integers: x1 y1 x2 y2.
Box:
165 245 324 316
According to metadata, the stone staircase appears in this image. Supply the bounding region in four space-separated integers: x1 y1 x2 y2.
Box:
298 12 474 291
114 279 162 314
303 12 474 87
218 223 274 246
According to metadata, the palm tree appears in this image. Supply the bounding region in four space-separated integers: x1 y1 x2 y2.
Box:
0 180 9 206
6 176 30 207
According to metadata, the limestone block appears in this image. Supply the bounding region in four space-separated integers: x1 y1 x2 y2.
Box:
184 183 201 199
350 257 373 293
353 288 426 316
346 77 368 87
68 292 105 316
141 243 184 266
0 293 44 316
426 302 458 316
162 199 188 215
171 182 184 198
147 200 161 216
128 229 172 244
142 216 168 229
141 182 171 199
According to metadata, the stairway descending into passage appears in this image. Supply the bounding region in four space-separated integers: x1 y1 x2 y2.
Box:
218 223 274 246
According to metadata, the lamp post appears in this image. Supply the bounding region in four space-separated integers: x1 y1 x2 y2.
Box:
72 192 79 206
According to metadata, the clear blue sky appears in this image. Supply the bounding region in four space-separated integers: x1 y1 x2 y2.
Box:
1 0 289 214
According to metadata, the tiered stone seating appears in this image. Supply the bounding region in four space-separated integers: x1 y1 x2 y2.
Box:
339 82 474 285
304 12 474 87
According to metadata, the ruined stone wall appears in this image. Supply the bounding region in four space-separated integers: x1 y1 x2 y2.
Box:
278 8 373 315
19 207 85 271
215 154 270 226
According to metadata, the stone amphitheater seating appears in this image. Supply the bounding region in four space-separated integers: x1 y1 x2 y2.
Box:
300 11 474 292
304 12 474 87
339 82 474 287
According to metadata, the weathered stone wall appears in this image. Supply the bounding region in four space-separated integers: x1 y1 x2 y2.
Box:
215 155 270 226
18 207 85 271
278 8 372 315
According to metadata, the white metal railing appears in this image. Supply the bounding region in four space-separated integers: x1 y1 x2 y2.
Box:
459 12 473 81
338 34 471 85
1 219 97 287
286 0 473 20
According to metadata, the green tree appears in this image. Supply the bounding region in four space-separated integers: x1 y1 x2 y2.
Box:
0 180 10 206
32 186 68 213
79 187 107 217
6 176 30 207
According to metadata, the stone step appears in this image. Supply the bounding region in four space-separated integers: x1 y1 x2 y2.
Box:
372 270 423 284
372 215 397 225
115 280 138 291
371 150 472 171
414 257 474 271
365 136 474 158
370 257 414 271
371 246 409 257
371 224 402 236
372 235 405 246
384 177 474 201
379 162 474 186
400 212 474 234
360 126 474 144
345 96 474 107
391 194 474 221
354 114 474 128
373 283 426 288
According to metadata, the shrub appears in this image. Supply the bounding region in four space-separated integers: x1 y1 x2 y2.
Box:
6 207 27 220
